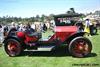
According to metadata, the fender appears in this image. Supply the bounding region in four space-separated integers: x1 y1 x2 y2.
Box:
3 35 27 49
3 36 24 44
65 32 87 44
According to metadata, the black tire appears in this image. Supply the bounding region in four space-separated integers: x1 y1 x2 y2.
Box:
4 39 22 57
68 37 92 58
91 28 97 35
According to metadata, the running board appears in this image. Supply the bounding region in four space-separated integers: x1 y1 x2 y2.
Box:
25 46 55 51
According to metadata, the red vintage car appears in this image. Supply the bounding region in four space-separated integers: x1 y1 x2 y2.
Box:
3 14 92 57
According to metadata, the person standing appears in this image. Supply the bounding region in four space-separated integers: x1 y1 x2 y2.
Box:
3 25 9 38
31 23 35 30
84 19 91 36
43 23 47 32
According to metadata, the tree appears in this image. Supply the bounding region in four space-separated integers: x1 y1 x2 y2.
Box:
41 14 46 22
70 8 75 13
49 14 54 20
66 8 76 14
67 11 71 14
35 15 40 22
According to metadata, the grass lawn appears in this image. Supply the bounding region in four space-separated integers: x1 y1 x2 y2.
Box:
0 30 100 67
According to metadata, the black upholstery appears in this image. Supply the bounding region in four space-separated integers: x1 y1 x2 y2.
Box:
25 28 41 39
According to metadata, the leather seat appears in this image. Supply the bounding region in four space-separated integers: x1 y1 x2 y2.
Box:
25 28 41 39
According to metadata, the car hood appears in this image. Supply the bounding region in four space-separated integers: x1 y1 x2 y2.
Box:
54 26 78 32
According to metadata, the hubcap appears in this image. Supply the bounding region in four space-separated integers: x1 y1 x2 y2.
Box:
7 41 19 55
73 40 90 56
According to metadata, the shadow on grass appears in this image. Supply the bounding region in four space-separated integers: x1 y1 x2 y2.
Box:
21 46 70 57
21 51 70 57
21 51 97 58
20 46 97 58
91 33 99 36
72 53 97 58
86 53 97 57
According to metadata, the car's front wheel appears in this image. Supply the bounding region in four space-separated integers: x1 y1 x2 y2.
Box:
4 39 22 57
68 37 92 58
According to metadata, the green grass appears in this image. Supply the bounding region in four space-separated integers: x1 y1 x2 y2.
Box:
0 30 100 67
42 29 54 39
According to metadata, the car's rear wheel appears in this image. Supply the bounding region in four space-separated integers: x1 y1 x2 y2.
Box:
68 37 92 58
91 28 97 35
4 39 22 57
